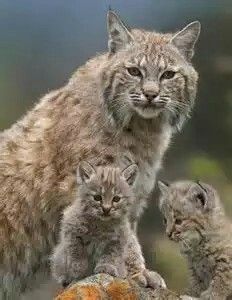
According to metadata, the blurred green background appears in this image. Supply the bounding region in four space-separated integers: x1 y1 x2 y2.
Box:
0 0 231 297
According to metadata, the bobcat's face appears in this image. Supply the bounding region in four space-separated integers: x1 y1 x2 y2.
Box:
103 11 200 129
77 162 138 221
158 180 223 252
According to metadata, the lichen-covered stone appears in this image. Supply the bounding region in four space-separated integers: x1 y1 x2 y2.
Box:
54 274 182 300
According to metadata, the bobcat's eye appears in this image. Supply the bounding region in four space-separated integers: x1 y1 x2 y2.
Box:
175 218 182 225
112 195 121 203
93 195 102 202
127 67 142 77
161 70 176 80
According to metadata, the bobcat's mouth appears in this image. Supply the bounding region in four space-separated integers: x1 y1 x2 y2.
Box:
133 100 166 109
132 101 166 119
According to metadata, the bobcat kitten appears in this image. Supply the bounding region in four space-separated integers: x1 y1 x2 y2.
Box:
52 161 163 287
158 180 232 300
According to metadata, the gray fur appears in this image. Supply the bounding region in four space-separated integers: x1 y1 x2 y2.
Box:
52 163 166 288
158 180 232 300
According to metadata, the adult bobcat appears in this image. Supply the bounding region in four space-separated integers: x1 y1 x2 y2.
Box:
0 11 200 298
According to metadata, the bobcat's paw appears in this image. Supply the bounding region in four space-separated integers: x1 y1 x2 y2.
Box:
143 269 167 289
55 274 74 289
200 289 213 300
94 263 119 277
62 280 72 289
131 272 147 287
181 296 198 300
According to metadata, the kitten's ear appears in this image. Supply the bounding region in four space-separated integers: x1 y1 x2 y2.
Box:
170 21 201 61
158 180 170 196
190 181 210 210
107 10 133 54
77 161 96 183
121 163 138 186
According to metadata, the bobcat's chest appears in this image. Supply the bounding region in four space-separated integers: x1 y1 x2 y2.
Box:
192 256 214 289
118 122 172 219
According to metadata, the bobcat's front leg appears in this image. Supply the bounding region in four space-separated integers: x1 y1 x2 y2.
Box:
51 236 88 287
200 269 232 300
185 268 202 297
200 280 231 300
94 237 126 278
126 231 166 289
51 217 89 287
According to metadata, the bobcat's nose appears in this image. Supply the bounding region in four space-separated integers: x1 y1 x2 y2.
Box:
166 230 173 239
143 91 159 102
142 81 159 103
102 206 111 215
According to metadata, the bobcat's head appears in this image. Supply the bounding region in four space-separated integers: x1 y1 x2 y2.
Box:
103 11 200 130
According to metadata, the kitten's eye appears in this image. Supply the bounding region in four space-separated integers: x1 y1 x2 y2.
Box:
93 195 102 202
163 217 167 226
175 218 182 225
127 67 142 77
161 70 176 80
112 195 121 203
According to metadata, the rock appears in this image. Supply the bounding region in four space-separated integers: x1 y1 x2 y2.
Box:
54 273 182 300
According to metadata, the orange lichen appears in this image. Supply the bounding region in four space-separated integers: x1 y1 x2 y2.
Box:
76 285 106 300
106 280 138 300
55 286 77 300
55 285 106 300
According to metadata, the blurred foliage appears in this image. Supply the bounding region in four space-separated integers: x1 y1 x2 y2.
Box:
0 0 231 297
155 237 188 293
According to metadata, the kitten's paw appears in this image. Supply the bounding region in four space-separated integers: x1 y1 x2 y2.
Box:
131 272 147 287
143 269 167 289
55 275 74 288
94 263 119 277
200 290 213 300
62 280 72 289
181 296 198 300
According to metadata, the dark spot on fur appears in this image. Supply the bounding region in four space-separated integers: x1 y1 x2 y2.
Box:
111 29 120 36
128 145 136 153
125 127 132 133
73 97 80 105
7 141 18 152
104 155 114 163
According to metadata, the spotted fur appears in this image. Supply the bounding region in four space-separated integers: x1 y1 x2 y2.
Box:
52 162 166 289
0 11 200 297
158 180 232 299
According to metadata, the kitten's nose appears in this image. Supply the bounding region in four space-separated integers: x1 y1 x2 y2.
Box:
143 91 159 102
102 206 111 215
167 230 173 239
142 81 159 102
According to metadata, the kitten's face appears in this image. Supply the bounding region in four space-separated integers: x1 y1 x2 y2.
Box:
103 12 200 129
158 181 221 251
77 162 138 221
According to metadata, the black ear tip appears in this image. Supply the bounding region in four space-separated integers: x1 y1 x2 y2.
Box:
107 9 118 19
196 180 208 193
159 180 170 187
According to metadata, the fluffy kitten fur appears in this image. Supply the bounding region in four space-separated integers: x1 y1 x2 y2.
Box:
158 180 232 300
52 162 165 288
0 11 200 297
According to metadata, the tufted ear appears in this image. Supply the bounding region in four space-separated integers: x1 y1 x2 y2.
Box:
107 10 133 54
121 163 138 186
158 180 170 196
170 21 201 61
77 161 96 183
189 181 212 211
